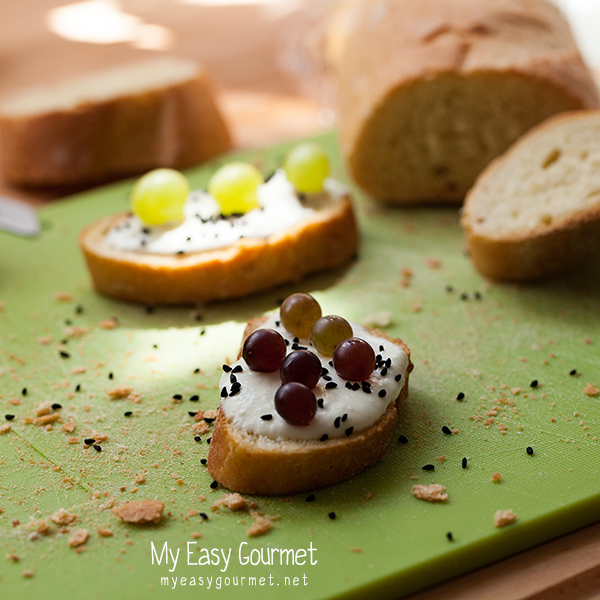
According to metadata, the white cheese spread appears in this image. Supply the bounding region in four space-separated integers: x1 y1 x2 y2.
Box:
219 315 409 441
104 170 347 254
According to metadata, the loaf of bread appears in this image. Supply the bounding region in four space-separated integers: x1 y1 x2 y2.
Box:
208 316 413 494
0 56 231 187
79 175 358 305
333 0 600 203
461 110 600 281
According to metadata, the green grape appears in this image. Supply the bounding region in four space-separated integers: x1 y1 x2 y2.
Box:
208 162 263 216
131 168 189 226
284 142 329 193
310 315 353 357
280 293 322 338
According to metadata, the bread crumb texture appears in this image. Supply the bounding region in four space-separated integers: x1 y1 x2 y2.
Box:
68 528 89 548
411 484 448 502
112 500 165 524
494 509 517 528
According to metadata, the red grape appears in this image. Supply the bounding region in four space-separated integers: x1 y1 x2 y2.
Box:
280 293 322 338
242 329 286 372
275 382 317 426
280 350 321 389
333 337 375 381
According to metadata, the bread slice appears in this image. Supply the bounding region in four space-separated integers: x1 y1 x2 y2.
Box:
332 0 599 203
461 110 600 281
79 187 358 305
207 319 412 495
0 56 231 187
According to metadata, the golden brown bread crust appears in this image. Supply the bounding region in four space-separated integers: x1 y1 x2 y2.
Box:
78 195 358 305
334 0 600 203
0 60 231 187
207 321 413 495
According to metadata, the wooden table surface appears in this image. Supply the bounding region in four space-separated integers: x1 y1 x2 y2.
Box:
1 2 600 598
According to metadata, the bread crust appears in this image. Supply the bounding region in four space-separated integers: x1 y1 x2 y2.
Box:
333 0 600 203
462 110 600 280
79 195 358 304
0 58 231 187
207 321 412 495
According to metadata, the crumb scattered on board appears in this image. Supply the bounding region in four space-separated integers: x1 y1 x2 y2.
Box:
112 500 164 524
494 509 517 528
68 528 89 548
411 484 448 502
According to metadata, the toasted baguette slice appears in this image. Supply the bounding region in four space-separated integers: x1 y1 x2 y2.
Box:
79 192 358 305
333 0 599 203
0 57 231 187
461 110 600 281
208 319 412 495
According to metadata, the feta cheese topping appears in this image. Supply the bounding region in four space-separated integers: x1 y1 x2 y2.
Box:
104 170 347 254
219 315 409 441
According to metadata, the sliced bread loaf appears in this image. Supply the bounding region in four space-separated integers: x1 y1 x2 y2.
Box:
461 110 600 281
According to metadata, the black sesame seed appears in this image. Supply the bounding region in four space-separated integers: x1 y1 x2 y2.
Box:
446 532 454 541
325 382 338 389
422 464 435 471
446 285 454 293
21 388 27 396
291 343 299 350
375 354 382 363
222 364 232 373
322 375 332 381
352 382 360 391
5 414 15 421
190 395 199 402
380 367 388 377
52 403 62 410
462 457 467 469
199 329 206 336
108 372 114 380
305 494 316 502
328 512 336 520
293 337 299 344
569 369 577 376
320 434 328 442
145 305 155 314
398 435 408 444
200 512 209 520
194 436 201 442
345 381 353 390
232 365 243 373
526 446 534 456
84 438 95 445
456 392 465 401
321 367 329 376
229 386 241 397
173 394 183 401
395 374 402 382
204 418 215 424
341 413 348 422
385 358 391 368
206 437 211 444
379 345 385 352
275 320 281 327
334 417 341 428
230 373 237 384
124 411 132 417
345 427 354 437
379 389 387 398
93 445 102 452
530 380 539 388
59 350 70 359
75 384 81 392
442 425 452 435
317 398 324 409
261 414 273 421
460 293 468 301
361 382 371 394
474 292 482 300
220 387 228 398
193 368 201 374
75 305 84 314
65 319 72 326
200 459 207 465
210 480 218 489
328 361 333 367
188 411 198 417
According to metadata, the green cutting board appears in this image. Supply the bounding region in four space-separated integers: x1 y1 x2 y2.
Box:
1 133 599 599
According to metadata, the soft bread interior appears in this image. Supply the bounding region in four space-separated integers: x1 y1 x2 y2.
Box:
349 72 584 202
464 113 600 239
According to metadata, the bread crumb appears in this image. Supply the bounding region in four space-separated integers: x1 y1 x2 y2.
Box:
246 511 276 538
187 509 199 518
7 553 19 562
99 318 118 329
191 532 203 539
97 528 113 537
583 384 599 397
67 437 79 444
350 547 362 553
51 508 77 525
65 326 88 338
68 528 89 548
362 310 393 328
34 400 53 417
411 484 448 502
135 474 146 485
113 500 164 524
36 336 53 345
494 509 517 528
426 257 441 269
212 493 247 512
491 472 502 482
22 569 34 578
35 413 60 426
0 423 11 434
62 421 75 433
55 292 73 302
192 421 210 434
71 365 88 375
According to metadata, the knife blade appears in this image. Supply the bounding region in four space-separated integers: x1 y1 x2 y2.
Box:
0 194 40 237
